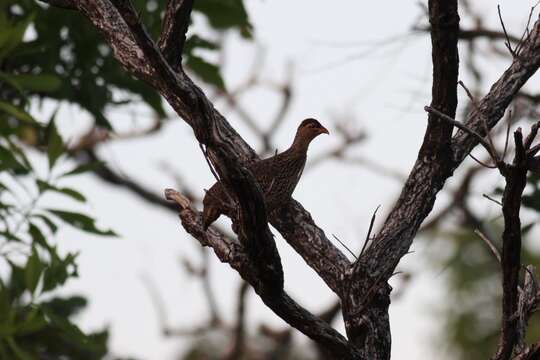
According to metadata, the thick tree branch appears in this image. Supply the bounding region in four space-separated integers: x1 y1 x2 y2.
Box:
513 342 540 360
452 18 540 162
47 0 349 295
341 1 460 357
158 0 194 71
164 189 363 359
342 9 540 357
492 130 528 360
219 158 284 290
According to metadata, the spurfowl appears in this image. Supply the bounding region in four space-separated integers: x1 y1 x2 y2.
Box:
202 118 329 230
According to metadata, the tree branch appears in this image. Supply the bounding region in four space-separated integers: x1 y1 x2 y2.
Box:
158 0 194 71
164 189 363 359
48 0 349 294
342 1 460 357
343 9 540 357
492 130 528 360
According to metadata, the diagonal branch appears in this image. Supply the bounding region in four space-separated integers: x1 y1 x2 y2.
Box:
345 9 540 353
342 1 460 356
65 1 350 346
218 157 284 290
42 0 350 295
158 0 194 71
164 189 363 359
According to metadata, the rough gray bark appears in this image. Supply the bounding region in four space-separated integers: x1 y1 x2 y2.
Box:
40 0 540 358
341 2 460 357
164 189 363 359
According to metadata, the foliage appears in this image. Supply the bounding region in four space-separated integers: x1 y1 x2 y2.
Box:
1 0 251 130
0 0 252 358
0 115 115 358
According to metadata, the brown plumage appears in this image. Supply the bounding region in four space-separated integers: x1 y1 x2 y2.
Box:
202 118 329 230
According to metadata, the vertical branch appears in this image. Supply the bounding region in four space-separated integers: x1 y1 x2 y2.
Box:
422 0 460 158
158 0 195 71
342 1 460 358
493 129 528 360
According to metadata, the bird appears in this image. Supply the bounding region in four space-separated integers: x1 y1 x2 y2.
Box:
202 118 329 230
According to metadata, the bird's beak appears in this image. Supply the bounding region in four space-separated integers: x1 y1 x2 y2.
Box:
319 127 329 135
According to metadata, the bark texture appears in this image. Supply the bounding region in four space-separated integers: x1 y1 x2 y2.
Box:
39 0 540 358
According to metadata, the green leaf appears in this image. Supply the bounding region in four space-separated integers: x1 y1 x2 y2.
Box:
0 286 12 326
5 138 32 171
42 295 87 318
54 187 86 202
5 337 33 360
186 55 225 90
184 35 219 54
194 0 252 37
0 144 27 172
31 214 57 234
0 72 24 95
15 307 47 335
25 247 43 295
46 209 117 236
46 116 64 169
42 250 78 292
36 180 86 202
0 73 62 93
41 308 88 344
59 161 105 177
28 223 51 251
0 101 37 124
0 231 24 243
0 13 35 60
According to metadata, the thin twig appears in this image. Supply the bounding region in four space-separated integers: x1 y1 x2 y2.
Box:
469 153 498 169
483 193 503 206
503 109 513 160
332 234 358 260
459 80 500 162
497 5 517 57
359 205 380 257
515 1 540 55
424 106 496 160
458 80 477 105
474 229 501 263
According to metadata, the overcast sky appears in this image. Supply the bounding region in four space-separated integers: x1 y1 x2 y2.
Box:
31 1 540 359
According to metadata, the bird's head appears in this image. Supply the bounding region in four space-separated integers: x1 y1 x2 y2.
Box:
296 118 329 141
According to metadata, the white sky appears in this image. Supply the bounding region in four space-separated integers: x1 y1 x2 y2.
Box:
24 1 540 359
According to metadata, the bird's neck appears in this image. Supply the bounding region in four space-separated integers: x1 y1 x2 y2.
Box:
290 133 312 153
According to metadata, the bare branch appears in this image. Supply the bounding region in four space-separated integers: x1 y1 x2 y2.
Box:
474 229 502 263
164 189 363 359
48 0 350 296
483 193 503 206
359 205 380 257
424 106 496 160
492 129 528 360
497 5 518 58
